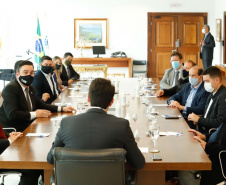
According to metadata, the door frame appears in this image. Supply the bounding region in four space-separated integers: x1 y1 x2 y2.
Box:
147 12 208 77
223 12 226 64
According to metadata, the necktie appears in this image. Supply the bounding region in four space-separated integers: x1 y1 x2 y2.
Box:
67 66 71 79
50 76 57 98
25 88 32 111
173 71 179 86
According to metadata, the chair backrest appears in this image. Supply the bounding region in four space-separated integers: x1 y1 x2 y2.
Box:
53 147 126 185
219 150 226 180
133 60 146 65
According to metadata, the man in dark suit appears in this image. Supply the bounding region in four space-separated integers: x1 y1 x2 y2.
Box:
179 125 226 185
0 91 44 185
200 24 215 70
0 60 75 132
188 66 226 134
32 56 58 104
47 78 145 181
167 66 210 128
156 60 196 97
60 52 80 86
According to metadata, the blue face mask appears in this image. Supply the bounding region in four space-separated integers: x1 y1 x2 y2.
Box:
189 77 199 86
172 61 180 69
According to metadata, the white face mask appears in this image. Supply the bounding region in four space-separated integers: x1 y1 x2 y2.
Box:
202 28 206 34
204 82 214 93
0 96 4 107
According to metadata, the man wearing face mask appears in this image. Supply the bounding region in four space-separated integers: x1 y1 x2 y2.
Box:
156 60 196 97
167 66 210 128
0 60 76 132
160 52 184 89
200 24 215 70
32 56 59 104
188 66 226 134
60 52 80 86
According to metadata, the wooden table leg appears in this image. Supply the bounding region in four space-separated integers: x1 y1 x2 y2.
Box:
44 169 53 185
137 170 165 185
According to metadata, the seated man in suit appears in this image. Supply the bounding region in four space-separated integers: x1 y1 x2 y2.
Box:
32 56 59 104
0 91 44 185
188 66 226 134
0 91 22 154
0 60 75 132
14 60 50 103
160 52 184 89
156 60 196 97
47 78 145 182
60 52 80 86
167 66 210 128
179 126 226 185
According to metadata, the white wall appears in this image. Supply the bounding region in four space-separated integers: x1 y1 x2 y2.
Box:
0 0 223 70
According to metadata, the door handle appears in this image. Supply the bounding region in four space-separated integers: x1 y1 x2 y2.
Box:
172 49 177 52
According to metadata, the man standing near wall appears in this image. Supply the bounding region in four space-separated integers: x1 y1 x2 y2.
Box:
200 24 215 70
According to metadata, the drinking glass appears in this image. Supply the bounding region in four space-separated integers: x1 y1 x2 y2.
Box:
149 124 160 153
77 102 86 113
132 113 138 122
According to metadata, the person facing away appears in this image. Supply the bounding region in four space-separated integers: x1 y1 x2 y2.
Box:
156 60 196 97
0 60 75 132
200 24 215 70
160 52 184 89
60 52 80 86
188 66 226 134
167 66 210 128
47 78 145 180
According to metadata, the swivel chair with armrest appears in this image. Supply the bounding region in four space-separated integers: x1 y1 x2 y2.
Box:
52 147 126 185
219 150 226 184
0 127 22 185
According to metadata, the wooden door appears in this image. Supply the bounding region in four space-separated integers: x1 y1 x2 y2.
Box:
148 13 207 78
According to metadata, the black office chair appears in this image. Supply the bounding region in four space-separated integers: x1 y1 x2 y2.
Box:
0 127 22 185
0 69 14 88
132 60 147 78
52 147 126 185
219 150 226 184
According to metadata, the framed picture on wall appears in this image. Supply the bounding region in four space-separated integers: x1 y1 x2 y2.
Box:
74 18 108 48
216 19 221 42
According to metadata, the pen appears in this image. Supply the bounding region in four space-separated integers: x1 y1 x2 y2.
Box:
39 135 44 138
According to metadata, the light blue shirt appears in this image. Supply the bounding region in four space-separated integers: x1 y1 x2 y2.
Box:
184 81 202 113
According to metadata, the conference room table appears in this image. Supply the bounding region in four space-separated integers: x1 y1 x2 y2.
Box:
0 78 211 185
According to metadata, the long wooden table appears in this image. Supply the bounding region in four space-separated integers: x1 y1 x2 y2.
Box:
0 78 211 185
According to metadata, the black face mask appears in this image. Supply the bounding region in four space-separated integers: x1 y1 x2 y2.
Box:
65 60 72 66
55 64 61 70
19 75 34 86
182 70 189 77
41 65 53 74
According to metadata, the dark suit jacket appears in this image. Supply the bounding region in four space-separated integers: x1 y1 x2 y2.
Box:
0 139 9 154
32 70 57 104
201 122 226 184
167 82 210 117
163 77 189 96
60 65 80 86
47 108 145 169
0 79 58 132
200 32 215 60
198 85 226 132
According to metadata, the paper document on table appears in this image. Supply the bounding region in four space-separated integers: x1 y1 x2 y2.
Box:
139 147 149 153
54 102 71 106
68 96 83 98
145 96 156 98
153 104 168 107
26 133 50 137
159 132 183 136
